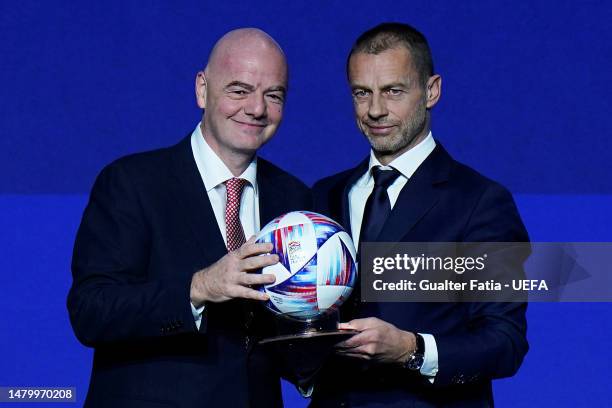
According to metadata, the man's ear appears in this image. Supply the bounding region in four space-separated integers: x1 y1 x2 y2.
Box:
195 71 207 109
425 74 442 109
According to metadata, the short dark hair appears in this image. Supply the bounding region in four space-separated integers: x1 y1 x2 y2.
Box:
347 22 434 87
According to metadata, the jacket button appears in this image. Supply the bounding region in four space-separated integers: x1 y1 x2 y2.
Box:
453 374 466 384
244 312 254 330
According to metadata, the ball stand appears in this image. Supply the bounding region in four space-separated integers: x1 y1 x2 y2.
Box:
259 309 357 345
258 311 358 386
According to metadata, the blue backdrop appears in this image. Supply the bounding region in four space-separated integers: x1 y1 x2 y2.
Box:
1 1 611 406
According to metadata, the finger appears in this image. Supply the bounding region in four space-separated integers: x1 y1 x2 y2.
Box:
338 343 376 357
229 285 270 301
334 333 364 349
334 340 353 349
341 317 384 332
365 317 386 329
242 273 276 286
242 254 279 271
237 242 274 258
335 350 371 360
338 322 355 331
338 318 370 331
337 332 369 348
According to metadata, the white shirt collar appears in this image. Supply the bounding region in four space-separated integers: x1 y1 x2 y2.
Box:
361 131 436 185
191 123 258 194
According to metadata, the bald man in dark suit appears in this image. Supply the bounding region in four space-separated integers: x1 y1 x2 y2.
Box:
68 28 310 408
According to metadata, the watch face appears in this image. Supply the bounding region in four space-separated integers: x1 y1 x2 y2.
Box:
407 354 425 370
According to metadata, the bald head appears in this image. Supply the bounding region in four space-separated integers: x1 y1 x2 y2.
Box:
205 28 287 79
195 28 288 175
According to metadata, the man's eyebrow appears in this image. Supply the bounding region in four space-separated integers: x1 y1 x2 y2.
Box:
225 81 255 91
381 82 408 90
266 85 287 94
350 83 371 91
350 82 409 91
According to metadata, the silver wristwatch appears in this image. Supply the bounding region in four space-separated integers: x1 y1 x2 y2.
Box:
404 333 425 371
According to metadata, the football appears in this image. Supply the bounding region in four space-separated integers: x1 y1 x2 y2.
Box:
255 211 357 321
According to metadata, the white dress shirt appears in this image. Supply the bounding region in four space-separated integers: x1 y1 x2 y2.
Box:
189 123 261 329
348 132 439 380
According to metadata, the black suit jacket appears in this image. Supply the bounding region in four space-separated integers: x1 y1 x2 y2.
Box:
68 135 311 408
311 144 529 408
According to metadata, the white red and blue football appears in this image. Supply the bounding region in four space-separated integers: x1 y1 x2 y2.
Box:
255 211 357 321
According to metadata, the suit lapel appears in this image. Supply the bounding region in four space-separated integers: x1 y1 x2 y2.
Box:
257 160 290 226
340 158 370 235
377 144 452 243
169 136 227 265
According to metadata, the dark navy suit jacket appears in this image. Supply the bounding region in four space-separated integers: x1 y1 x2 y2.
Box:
310 144 529 407
68 135 311 408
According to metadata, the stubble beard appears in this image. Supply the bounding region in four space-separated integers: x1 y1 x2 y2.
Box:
366 102 428 157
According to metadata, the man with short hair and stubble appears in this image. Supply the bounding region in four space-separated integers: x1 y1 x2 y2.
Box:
68 28 310 408
311 23 529 407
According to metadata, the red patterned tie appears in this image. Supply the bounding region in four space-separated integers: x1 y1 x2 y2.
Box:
225 178 248 252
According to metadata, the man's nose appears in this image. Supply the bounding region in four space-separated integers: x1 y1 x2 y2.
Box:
244 92 267 118
367 93 388 119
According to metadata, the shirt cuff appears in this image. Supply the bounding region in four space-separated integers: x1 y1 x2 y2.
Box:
419 333 439 383
191 302 206 330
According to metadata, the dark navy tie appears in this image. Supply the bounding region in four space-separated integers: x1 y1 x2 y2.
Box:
348 166 401 317
359 166 401 244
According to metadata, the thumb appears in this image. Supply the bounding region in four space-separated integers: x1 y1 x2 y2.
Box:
338 319 364 331
338 322 352 330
